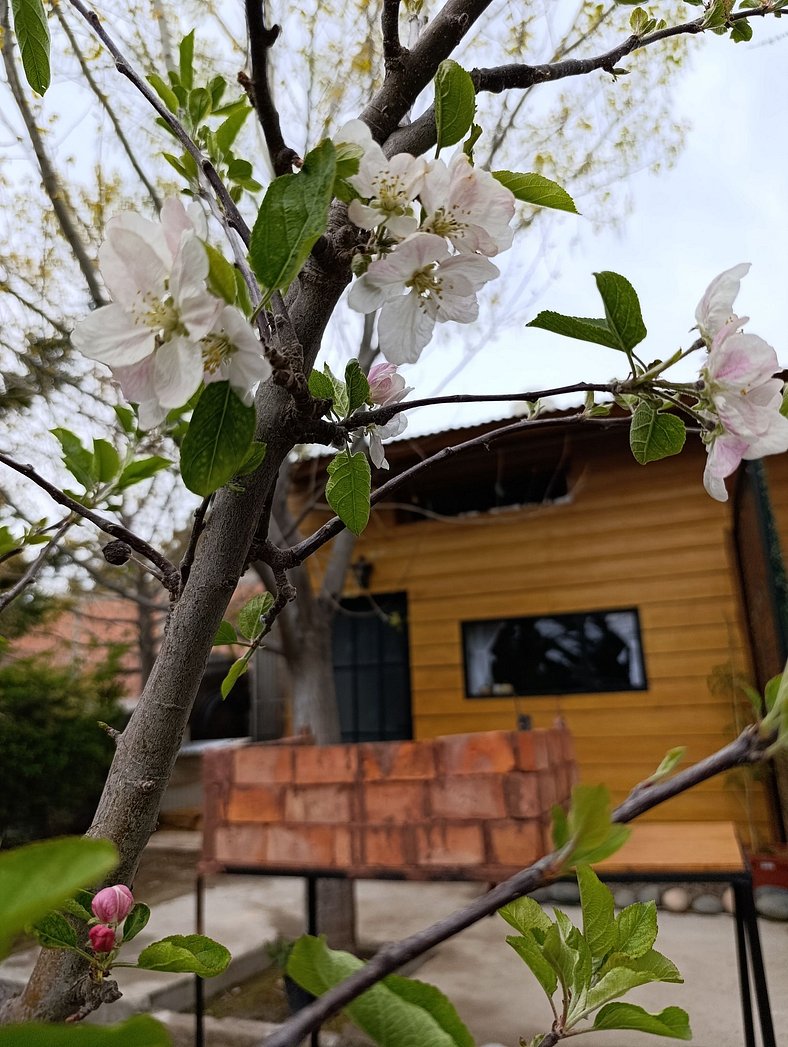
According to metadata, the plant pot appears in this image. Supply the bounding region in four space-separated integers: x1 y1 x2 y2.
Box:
748 847 788 890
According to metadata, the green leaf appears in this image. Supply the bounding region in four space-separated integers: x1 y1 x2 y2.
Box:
604 947 682 983
629 403 686 465
492 171 578 214
731 18 753 41
499 896 552 938
213 620 238 645
221 656 249 699
307 370 335 404
326 450 371 536
215 106 251 157
238 592 275 640
180 382 256 496
527 271 646 354
51 428 96 491
505 933 558 999
552 804 570 849
564 784 631 867
148 73 180 113
179 30 195 91
29 911 78 950
593 1003 691 1039
434 59 476 151
93 439 121 484
615 902 658 958
122 902 151 944
136 934 230 977
188 86 211 127
0 837 117 959
324 364 349 418
59 896 93 922
0 1015 173 1046
345 359 370 416
577 865 616 961
594 271 647 353
236 441 267 477
113 404 137 434
10 0 50 95
205 244 238 304
115 455 171 491
249 139 336 301
288 936 474 1047
645 746 687 784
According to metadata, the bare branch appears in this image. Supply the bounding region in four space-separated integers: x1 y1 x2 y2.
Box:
262 726 770 1047
66 0 251 244
0 516 73 614
381 0 403 65
0 450 179 593
53 4 163 213
243 1 301 176
0 0 106 306
179 496 212 589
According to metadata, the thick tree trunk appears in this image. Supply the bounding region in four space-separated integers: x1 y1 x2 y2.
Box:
289 613 341 742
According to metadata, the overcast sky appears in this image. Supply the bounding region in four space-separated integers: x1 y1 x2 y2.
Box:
396 18 788 436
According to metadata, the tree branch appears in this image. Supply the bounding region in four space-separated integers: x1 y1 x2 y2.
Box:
0 517 73 614
0 0 106 306
179 496 212 589
243 1 301 176
65 0 251 244
0 450 179 593
381 0 404 64
262 726 770 1047
289 412 631 566
53 3 163 213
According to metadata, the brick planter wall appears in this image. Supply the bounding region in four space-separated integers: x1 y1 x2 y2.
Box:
202 726 577 881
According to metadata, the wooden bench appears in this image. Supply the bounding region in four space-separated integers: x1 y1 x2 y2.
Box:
593 822 775 1047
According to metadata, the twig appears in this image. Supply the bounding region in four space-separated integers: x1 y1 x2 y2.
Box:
243 0 301 176
179 495 212 589
288 412 630 565
0 516 73 614
381 0 404 64
0 450 179 594
261 726 769 1047
65 0 251 244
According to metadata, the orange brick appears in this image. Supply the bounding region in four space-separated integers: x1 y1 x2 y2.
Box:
558 728 576 763
284 783 355 823
436 731 516 775
514 731 550 771
364 781 427 824
226 785 283 823
415 823 484 867
487 819 543 867
503 773 542 818
335 826 354 868
294 744 359 783
235 745 294 785
362 825 410 868
546 729 563 764
214 824 269 866
360 739 436 780
538 771 560 810
266 825 337 867
430 776 506 820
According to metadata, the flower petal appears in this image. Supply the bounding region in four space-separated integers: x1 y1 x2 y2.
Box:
377 294 434 364
153 337 203 408
72 304 154 367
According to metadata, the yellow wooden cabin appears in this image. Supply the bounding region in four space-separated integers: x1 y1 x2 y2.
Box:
287 412 788 847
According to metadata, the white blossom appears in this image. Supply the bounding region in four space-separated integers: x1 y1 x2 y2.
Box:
694 262 750 346
420 153 515 256
347 151 426 238
348 233 498 364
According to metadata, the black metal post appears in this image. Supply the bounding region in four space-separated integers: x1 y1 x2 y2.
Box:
732 878 756 1047
737 875 777 1047
195 873 205 1047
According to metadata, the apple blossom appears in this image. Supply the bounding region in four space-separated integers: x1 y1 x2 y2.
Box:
420 153 515 256
88 924 117 955
348 152 426 238
699 320 788 501
368 412 408 470
348 233 498 364
694 262 750 346
92 884 134 925
367 362 412 406
201 306 272 405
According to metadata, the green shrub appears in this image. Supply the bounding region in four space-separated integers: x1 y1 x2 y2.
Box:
0 653 126 845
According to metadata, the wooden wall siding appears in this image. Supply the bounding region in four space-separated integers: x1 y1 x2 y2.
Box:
296 429 772 841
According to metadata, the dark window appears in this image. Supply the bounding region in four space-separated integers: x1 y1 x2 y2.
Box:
332 592 412 742
462 608 647 698
189 655 250 739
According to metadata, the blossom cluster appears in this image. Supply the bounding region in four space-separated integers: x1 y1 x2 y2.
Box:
88 884 135 956
72 198 270 429
694 264 788 501
339 121 515 366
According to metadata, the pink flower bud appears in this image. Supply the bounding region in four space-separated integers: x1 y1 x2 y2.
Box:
367 362 410 406
89 924 117 954
92 885 134 925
